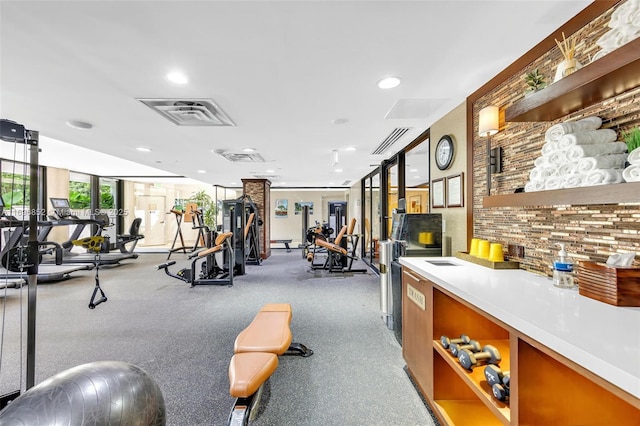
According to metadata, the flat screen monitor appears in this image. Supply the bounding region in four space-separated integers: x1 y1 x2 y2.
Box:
50 197 71 218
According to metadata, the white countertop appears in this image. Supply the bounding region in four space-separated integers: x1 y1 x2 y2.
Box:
399 256 640 400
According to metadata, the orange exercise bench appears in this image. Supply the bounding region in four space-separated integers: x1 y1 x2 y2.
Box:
227 303 312 425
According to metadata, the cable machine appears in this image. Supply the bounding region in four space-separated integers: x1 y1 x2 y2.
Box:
0 119 40 402
221 194 262 275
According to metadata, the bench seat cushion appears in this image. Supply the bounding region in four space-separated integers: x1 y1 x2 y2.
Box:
229 352 278 398
234 311 293 354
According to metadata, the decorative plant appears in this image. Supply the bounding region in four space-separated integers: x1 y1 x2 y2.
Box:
622 126 640 152
188 190 217 228
524 69 547 93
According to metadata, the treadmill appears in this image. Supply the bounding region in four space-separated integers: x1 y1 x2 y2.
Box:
41 198 138 266
0 196 92 283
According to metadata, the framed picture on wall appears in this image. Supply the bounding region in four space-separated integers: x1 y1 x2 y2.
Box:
275 199 288 217
446 173 464 208
431 178 445 208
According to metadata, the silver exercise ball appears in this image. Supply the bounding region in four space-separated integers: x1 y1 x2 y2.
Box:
0 361 166 426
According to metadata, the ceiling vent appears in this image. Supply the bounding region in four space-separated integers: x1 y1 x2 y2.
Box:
215 150 265 163
341 180 352 186
371 127 411 155
253 174 280 180
137 98 235 126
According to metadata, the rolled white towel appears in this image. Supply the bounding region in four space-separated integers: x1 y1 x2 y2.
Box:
534 156 551 167
530 166 557 182
557 129 617 149
583 169 624 186
627 147 640 165
566 142 628 160
525 180 545 192
623 164 640 182
545 117 603 142
576 154 628 173
557 161 577 176
563 174 584 188
544 176 564 190
548 150 568 166
609 0 640 29
541 141 559 155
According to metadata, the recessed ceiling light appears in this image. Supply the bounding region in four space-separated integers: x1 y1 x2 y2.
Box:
332 118 348 125
197 170 206 174
334 168 343 173
167 71 188 84
266 169 275 173
377 76 401 89
242 148 256 152
66 120 93 130
136 147 152 152
345 146 356 151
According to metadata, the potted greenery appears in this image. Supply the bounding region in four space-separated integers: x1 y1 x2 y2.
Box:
524 69 547 96
188 190 217 229
622 126 640 153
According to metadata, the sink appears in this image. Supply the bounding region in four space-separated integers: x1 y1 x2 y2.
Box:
424 260 460 266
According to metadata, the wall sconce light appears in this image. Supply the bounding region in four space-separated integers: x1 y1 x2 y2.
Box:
479 105 501 195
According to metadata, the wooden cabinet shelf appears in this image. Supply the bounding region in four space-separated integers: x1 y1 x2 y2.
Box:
434 340 511 425
505 37 640 122
483 181 640 208
401 263 640 425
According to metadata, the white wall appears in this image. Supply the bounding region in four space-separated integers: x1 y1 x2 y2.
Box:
270 188 350 246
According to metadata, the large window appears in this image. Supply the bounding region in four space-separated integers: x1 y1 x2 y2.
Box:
69 171 91 210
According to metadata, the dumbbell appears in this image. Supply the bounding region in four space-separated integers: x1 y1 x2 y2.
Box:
458 344 501 370
492 373 511 401
450 340 481 357
440 334 470 349
484 365 509 387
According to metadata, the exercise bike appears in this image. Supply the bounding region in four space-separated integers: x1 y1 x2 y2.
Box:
157 231 234 287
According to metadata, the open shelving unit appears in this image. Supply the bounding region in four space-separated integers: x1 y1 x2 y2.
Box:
482 181 640 208
504 37 640 123
402 265 640 425
485 38 640 208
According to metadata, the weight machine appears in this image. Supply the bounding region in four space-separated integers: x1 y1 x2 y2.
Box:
157 231 234 286
221 195 262 275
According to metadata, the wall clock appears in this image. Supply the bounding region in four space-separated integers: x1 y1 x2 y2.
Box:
435 135 454 170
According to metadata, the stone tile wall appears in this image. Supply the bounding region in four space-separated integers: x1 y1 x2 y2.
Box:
472 1 640 276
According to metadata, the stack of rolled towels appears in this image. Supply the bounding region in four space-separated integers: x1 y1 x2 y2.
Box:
591 0 640 62
525 116 629 192
623 149 640 182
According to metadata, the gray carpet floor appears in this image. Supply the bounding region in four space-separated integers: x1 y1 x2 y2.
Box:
0 250 436 425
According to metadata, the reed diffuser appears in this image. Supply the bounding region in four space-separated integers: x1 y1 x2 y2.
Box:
554 32 580 81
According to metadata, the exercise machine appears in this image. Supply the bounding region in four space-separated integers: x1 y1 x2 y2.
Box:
0 196 92 282
42 198 138 265
157 231 234 286
167 208 188 259
115 217 144 253
221 195 263 275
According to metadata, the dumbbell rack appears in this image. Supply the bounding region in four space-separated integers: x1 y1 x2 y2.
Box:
401 264 640 426
433 340 510 423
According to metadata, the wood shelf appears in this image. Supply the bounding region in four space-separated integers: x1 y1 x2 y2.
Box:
434 340 511 424
505 37 640 122
402 263 640 425
482 181 640 208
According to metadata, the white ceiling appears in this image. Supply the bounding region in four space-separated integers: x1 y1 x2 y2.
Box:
0 0 592 188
